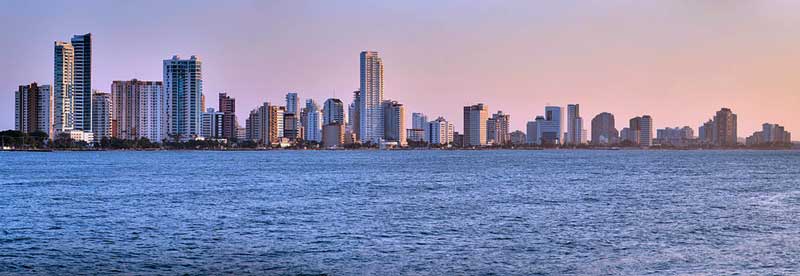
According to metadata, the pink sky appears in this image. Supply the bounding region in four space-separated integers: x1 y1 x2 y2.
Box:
1 1 798 137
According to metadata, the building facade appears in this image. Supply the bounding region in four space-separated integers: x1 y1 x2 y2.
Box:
14 83 53 138
591 112 618 145
412 112 428 130
322 123 345 148
111 79 163 140
54 41 74 133
305 100 322 142
71 34 92 132
163 55 203 140
382 100 406 146
487 110 510 145
712 108 737 146
566 104 585 145
426 117 454 146
91 91 113 140
218 92 237 140
463 103 489 146
323 98 344 125
359 51 384 143
201 108 224 139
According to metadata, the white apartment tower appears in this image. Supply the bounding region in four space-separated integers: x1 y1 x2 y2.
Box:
359 51 384 143
54 41 74 133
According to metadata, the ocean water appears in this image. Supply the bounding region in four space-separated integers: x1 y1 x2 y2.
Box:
1 150 799 275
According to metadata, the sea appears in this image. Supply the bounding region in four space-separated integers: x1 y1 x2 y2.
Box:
1 150 799 275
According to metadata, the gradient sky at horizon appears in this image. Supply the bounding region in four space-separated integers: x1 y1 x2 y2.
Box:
2 0 799 136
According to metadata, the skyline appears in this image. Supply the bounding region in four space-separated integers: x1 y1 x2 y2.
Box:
2 1 800 135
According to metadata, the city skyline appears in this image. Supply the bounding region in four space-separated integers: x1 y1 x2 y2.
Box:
2 1 800 136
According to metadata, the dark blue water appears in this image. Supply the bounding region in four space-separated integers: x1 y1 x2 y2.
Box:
1 150 799 275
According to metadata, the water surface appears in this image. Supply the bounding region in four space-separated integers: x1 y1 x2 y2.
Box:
1 150 799 275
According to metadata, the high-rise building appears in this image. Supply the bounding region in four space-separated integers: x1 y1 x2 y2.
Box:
463 103 489 146
487 111 510 145
111 79 163 140
305 100 322 142
245 103 266 143
14 83 53 138
639 115 653 147
283 113 299 140
348 90 360 141
322 123 345 148
591 112 618 145
218 92 237 140
526 118 540 144
699 119 714 144
91 91 112 140
285 92 299 115
566 104 585 145
626 117 642 145
71 34 92 132
382 100 406 146
527 106 563 145
268 105 285 144
412 112 428 130
359 51 384 143
426 117 454 145
201 108 224 139
54 41 74 133
323 98 344 125
712 108 737 146
163 55 203 140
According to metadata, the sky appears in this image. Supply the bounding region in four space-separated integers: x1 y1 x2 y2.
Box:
1 0 799 137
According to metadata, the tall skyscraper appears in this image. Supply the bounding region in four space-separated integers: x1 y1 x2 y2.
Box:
640 115 653 147
591 112 618 145
163 55 203 140
487 111 510 145
382 100 406 146
54 41 74 133
463 103 489 146
712 108 737 146
286 92 299 115
566 104 584 145
111 79 163 140
91 91 112 140
412 112 428 130
14 83 53 137
323 98 344 125
359 51 384 143
305 99 322 142
218 92 237 140
71 34 92 132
